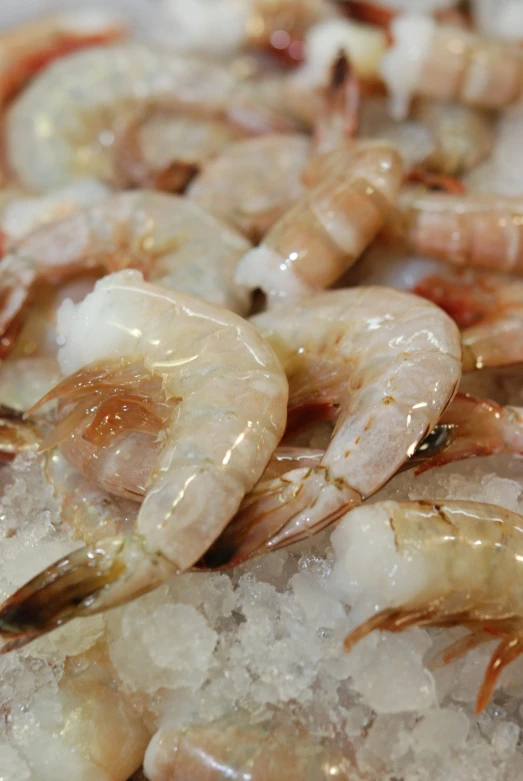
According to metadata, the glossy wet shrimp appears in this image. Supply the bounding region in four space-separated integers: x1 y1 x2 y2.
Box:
340 500 523 713
0 190 252 355
381 190 523 278
203 286 461 566
144 712 355 781
0 269 288 648
4 43 301 191
0 9 127 109
235 140 403 305
414 270 523 370
382 14 523 116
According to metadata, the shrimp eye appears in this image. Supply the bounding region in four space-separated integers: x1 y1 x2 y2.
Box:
414 425 452 458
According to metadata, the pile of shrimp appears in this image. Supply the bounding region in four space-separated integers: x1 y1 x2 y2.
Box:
3 0 523 778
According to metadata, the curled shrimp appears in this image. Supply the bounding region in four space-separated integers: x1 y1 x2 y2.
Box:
4 43 301 192
0 190 252 355
202 287 461 566
381 14 523 116
0 9 127 109
115 107 247 192
0 268 287 649
381 190 523 278
414 270 523 370
341 499 523 713
187 51 358 242
144 712 354 781
235 141 403 305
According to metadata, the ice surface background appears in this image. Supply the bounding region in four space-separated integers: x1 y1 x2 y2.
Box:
1 0 523 778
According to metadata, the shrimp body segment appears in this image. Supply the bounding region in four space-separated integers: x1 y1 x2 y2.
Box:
0 10 127 109
5 43 296 191
340 500 523 713
0 190 252 350
382 190 523 278
204 287 461 566
0 269 288 649
235 142 403 305
144 714 354 781
382 14 523 115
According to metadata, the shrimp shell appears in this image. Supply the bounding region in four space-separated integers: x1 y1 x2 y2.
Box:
235 141 403 305
382 14 523 115
203 286 461 566
144 713 355 781
381 190 523 278
341 499 523 713
5 43 299 191
0 190 252 352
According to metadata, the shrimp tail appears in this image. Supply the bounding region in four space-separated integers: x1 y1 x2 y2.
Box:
0 535 174 652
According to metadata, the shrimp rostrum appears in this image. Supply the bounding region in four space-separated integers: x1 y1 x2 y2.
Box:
340 500 523 713
0 269 288 650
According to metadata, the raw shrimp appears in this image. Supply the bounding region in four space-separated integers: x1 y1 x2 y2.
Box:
0 269 288 649
0 405 41 461
0 178 111 251
152 0 336 60
7 641 151 780
235 141 403 304
144 712 355 781
187 51 358 242
0 9 127 109
4 43 302 191
0 190 252 354
188 133 311 241
380 190 523 278
340 499 523 713
414 270 523 369
116 109 247 192
382 14 523 117
202 287 461 566
405 392 523 473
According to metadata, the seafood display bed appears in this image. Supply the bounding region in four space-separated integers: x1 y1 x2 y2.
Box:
2 0 523 779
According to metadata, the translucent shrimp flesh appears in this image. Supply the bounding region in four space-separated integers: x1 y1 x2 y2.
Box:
235 141 403 305
340 499 523 713
414 269 523 369
0 8 127 109
202 286 461 566
144 712 355 781
0 190 252 354
382 13 523 117
381 190 523 278
187 133 312 241
0 268 288 649
4 43 302 191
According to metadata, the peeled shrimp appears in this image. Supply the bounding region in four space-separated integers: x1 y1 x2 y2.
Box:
0 9 127 110
0 269 287 648
202 287 461 566
0 190 252 354
144 712 354 781
414 270 523 369
235 141 403 305
382 14 523 116
381 190 523 278
341 499 523 713
5 43 301 191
